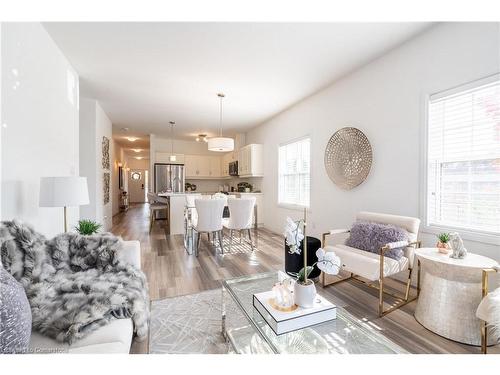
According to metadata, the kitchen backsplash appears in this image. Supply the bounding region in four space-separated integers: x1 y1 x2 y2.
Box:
186 177 262 193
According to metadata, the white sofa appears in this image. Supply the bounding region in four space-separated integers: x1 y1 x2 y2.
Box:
29 240 142 354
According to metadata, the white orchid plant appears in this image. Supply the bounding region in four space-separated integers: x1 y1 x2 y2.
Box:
290 248 342 283
284 217 305 255
285 215 341 283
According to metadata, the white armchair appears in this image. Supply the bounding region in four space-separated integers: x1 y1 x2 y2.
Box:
322 211 421 317
477 266 500 354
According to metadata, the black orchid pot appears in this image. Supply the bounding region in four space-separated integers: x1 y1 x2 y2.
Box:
284 236 321 279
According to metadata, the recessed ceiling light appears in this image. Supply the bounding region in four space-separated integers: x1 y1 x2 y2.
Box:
135 156 143 160
133 149 141 153
126 137 138 142
196 134 208 142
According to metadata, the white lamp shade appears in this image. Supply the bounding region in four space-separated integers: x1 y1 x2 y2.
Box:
207 137 234 152
39 176 90 207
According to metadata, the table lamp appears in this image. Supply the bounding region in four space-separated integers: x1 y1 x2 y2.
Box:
39 176 90 232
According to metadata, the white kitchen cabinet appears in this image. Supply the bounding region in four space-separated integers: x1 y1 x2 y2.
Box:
184 155 197 177
222 155 228 177
155 152 185 164
221 152 234 177
197 157 210 177
238 144 263 177
185 154 222 179
209 156 221 178
185 155 209 178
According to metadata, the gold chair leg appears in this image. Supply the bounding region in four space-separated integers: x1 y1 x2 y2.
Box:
417 259 421 297
379 251 384 317
321 272 353 287
378 276 384 317
324 246 418 317
481 321 488 354
404 268 413 300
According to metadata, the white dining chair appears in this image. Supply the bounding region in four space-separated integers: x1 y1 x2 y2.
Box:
185 194 202 222
223 197 256 251
193 198 225 256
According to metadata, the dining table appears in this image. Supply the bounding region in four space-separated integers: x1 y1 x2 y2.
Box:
183 199 258 255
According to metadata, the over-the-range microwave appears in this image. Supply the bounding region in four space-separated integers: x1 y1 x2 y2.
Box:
229 161 238 176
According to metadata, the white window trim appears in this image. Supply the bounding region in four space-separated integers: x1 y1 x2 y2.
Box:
277 135 311 211
420 73 500 246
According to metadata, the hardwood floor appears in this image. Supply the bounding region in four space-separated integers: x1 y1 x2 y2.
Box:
112 203 496 354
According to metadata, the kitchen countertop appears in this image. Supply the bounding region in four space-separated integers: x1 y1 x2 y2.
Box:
157 191 263 196
157 192 187 197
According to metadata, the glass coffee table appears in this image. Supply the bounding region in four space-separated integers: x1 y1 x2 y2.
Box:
222 271 406 354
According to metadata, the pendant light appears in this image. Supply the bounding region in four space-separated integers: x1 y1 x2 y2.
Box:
208 93 234 152
169 121 177 162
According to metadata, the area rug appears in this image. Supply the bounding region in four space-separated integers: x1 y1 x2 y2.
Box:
149 289 228 354
149 287 348 354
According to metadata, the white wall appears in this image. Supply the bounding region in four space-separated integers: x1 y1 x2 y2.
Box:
1 23 79 237
126 157 149 170
246 23 500 260
152 137 215 156
79 98 113 231
112 139 127 216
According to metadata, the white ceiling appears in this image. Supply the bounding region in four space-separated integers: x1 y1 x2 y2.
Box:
44 22 432 139
112 132 150 158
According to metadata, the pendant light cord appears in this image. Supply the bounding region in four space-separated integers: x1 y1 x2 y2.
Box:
170 121 175 154
219 95 223 137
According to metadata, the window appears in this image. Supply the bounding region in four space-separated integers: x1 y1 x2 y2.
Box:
131 171 142 181
278 137 311 208
426 75 500 235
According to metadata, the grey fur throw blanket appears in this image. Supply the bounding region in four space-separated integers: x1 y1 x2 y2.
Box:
0 220 149 344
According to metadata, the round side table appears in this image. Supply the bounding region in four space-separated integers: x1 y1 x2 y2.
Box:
415 248 498 346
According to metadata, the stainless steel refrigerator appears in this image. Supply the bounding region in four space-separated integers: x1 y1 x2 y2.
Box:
154 163 185 218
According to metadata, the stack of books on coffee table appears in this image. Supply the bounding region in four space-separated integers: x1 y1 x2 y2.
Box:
253 291 336 335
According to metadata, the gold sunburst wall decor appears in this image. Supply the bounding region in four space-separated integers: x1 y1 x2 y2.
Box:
324 127 372 190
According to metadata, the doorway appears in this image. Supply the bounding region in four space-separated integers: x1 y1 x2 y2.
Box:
128 169 148 203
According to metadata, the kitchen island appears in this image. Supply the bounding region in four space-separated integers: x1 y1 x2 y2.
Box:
157 192 186 235
156 191 264 235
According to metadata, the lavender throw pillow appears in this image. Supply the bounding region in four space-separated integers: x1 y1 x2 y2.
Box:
345 221 409 260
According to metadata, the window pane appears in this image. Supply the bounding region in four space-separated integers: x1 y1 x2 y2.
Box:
279 138 311 207
427 77 500 234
